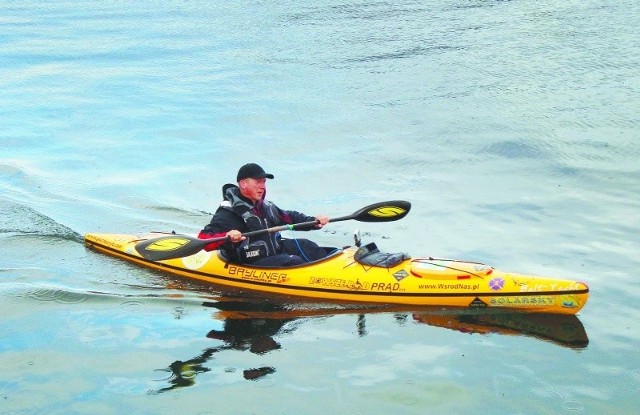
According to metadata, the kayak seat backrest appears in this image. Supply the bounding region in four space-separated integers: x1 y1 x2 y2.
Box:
354 242 410 268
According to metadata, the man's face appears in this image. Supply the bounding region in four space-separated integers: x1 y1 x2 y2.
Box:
239 177 267 203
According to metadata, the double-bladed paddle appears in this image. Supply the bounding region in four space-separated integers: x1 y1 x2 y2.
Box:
135 200 411 261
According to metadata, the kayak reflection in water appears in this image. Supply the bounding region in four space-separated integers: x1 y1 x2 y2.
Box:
151 300 588 393
412 312 589 350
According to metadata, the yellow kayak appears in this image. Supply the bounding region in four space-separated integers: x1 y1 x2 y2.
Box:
84 232 588 315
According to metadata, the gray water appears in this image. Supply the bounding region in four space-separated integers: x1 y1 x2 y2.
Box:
1 1 639 414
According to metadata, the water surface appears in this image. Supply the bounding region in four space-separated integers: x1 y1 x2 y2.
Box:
1 1 639 414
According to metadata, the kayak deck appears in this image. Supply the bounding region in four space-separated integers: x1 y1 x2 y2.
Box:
84 233 589 314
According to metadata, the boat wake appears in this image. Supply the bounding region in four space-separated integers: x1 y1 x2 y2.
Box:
0 199 83 243
0 280 216 308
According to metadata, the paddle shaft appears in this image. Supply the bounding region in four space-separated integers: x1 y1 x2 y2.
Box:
135 200 411 261
200 213 358 245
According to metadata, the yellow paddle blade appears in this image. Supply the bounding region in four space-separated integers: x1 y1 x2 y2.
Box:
366 205 408 218
143 237 191 252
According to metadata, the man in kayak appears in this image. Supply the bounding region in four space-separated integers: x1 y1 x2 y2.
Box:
198 163 330 267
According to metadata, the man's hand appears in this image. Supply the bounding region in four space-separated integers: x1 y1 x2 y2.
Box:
226 230 245 243
315 215 330 228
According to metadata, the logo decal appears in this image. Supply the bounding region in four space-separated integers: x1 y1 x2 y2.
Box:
367 206 406 218
489 277 505 291
182 250 211 270
561 294 581 308
393 270 409 282
144 237 190 252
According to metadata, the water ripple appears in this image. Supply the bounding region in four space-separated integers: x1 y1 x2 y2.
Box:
479 140 549 160
345 45 465 64
26 287 88 304
119 300 145 309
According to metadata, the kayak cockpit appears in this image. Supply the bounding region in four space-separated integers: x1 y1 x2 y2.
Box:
214 244 344 269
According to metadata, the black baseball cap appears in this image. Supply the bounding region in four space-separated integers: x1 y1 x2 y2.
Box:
237 163 274 181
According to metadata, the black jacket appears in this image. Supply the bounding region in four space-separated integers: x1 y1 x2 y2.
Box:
200 184 316 263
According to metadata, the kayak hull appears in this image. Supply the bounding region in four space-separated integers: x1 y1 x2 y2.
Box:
84 233 589 315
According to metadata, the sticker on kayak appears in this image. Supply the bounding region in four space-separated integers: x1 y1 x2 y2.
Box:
393 270 409 282
182 250 211 270
143 237 191 252
367 206 407 218
489 277 505 291
560 294 582 309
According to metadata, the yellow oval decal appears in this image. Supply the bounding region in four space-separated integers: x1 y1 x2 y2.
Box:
145 237 190 252
367 206 406 218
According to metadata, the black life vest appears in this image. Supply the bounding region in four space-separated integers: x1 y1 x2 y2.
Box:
221 185 283 263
